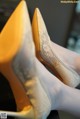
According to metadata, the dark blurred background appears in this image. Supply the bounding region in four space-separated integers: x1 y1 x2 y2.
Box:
0 0 80 119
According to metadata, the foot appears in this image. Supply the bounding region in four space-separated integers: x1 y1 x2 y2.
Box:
32 8 80 88
12 42 63 118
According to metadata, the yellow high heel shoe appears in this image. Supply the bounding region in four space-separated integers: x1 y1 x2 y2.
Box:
0 1 51 119
32 8 80 88
0 1 34 118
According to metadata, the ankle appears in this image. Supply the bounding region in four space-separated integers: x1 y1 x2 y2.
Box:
49 79 64 110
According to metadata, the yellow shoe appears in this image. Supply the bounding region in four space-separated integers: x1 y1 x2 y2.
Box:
0 1 51 119
32 8 80 88
0 1 34 118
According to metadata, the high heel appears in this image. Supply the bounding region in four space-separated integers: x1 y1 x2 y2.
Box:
32 8 80 88
0 1 34 118
0 1 51 119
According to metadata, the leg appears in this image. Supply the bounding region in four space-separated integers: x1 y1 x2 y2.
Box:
51 42 80 74
32 8 80 88
36 59 80 117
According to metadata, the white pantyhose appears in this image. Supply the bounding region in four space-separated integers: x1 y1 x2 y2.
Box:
34 8 80 88
0 1 80 118
51 42 80 75
12 27 80 118
32 8 80 117
12 36 51 119
36 56 80 117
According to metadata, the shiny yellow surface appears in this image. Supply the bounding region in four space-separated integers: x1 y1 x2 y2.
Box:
32 9 42 61
0 0 31 112
0 0 24 63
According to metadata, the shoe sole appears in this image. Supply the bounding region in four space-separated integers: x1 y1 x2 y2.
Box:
0 1 34 118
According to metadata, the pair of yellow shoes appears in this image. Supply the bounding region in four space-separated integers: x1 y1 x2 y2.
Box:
0 0 80 119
